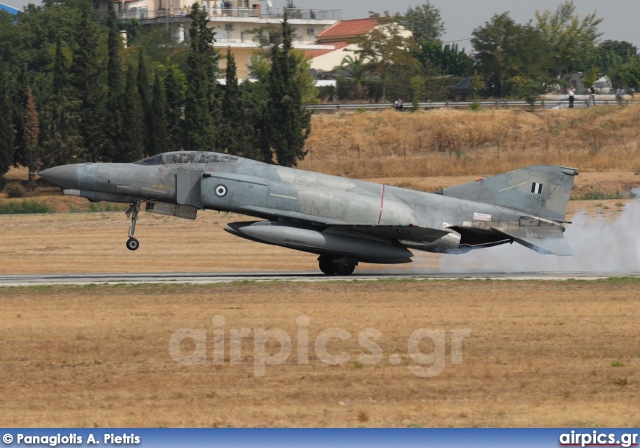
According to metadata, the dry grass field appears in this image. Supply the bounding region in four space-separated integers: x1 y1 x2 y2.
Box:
301 106 640 178
0 280 639 427
1 199 639 428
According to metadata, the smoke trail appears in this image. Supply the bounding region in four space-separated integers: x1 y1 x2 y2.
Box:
438 195 640 274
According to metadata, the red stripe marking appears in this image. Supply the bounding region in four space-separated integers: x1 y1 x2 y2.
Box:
378 184 385 224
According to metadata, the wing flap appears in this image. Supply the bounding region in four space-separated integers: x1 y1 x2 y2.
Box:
491 225 573 256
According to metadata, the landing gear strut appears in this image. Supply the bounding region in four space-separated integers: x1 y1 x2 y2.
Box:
125 201 141 251
318 256 357 276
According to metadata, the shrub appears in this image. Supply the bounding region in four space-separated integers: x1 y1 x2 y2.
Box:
87 202 128 212
0 200 54 214
469 101 482 111
5 183 26 198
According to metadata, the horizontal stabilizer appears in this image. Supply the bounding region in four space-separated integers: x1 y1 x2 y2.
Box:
336 225 450 244
491 225 573 256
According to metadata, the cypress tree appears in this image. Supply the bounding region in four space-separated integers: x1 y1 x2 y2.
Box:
0 66 14 191
243 81 271 162
150 69 168 154
23 85 40 188
41 42 83 168
52 40 68 96
107 1 122 95
218 48 237 152
118 65 144 162
219 49 254 158
137 51 153 157
267 15 311 166
103 0 123 162
164 63 184 151
70 0 105 162
11 64 28 168
183 3 219 151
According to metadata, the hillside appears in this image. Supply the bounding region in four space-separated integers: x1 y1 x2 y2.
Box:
300 106 640 178
3 105 640 205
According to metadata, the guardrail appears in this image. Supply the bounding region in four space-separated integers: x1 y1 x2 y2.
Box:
305 98 632 112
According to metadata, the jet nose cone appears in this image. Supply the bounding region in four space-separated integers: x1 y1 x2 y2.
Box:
39 165 78 189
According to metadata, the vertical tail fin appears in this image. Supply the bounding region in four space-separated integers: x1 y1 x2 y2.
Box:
442 165 578 221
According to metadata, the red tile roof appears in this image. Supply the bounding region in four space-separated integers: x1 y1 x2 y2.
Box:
316 18 379 42
304 41 350 59
305 49 333 58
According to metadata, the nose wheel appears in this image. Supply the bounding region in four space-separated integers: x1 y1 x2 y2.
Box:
126 237 139 251
125 201 141 251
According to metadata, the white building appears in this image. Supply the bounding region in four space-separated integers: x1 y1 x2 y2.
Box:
303 18 413 73
97 0 340 78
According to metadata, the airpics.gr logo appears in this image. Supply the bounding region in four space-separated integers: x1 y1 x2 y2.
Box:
169 315 471 377
559 430 639 448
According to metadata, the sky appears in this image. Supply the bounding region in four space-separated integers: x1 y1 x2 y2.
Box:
3 0 639 50
290 0 640 51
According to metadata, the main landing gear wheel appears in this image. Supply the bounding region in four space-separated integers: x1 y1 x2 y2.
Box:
125 200 142 251
126 237 140 251
318 256 336 275
333 261 356 276
318 256 356 276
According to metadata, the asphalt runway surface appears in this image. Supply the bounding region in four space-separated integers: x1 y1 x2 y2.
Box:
1 271 638 286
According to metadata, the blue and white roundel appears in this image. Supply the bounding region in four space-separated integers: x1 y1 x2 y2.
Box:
215 185 228 197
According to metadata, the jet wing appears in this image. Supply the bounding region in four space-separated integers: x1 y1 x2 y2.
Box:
491 225 573 256
336 225 451 244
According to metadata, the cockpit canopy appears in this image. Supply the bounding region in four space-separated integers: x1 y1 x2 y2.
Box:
135 151 239 166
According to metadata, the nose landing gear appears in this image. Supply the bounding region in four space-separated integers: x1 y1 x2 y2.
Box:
125 201 141 251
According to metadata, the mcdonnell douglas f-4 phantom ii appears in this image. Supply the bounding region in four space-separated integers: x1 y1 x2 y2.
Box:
39 151 578 275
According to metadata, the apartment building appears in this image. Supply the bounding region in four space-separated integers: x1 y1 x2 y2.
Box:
98 0 340 78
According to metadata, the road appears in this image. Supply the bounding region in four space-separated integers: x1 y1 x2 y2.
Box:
0 271 638 286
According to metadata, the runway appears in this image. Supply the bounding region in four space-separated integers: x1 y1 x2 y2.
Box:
0 271 638 286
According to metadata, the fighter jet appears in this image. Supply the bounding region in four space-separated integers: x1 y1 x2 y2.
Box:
39 151 578 275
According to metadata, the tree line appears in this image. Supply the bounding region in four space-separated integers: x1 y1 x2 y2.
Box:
333 1 640 103
0 0 310 189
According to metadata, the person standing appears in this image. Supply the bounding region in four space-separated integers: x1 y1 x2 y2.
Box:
587 85 596 107
567 86 575 108
616 87 625 106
